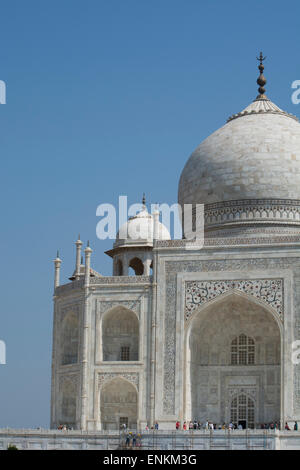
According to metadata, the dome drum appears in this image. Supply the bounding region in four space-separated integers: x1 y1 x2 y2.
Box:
203 198 300 234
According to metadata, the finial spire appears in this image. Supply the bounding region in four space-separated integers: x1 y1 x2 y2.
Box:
256 51 267 100
142 193 146 206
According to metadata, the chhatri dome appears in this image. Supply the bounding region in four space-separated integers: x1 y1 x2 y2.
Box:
178 53 300 235
115 195 171 247
106 195 170 276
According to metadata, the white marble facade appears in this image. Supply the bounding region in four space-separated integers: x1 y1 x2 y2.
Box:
51 88 300 431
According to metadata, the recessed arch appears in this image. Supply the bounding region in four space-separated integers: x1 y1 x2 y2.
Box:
102 306 139 361
60 379 77 427
61 312 79 365
100 377 138 430
184 291 282 427
129 257 144 276
186 288 283 335
230 392 255 429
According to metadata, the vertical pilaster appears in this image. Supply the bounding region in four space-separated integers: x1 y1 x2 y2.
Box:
150 210 159 425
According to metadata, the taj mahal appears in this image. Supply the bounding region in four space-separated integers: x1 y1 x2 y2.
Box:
48 54 300 438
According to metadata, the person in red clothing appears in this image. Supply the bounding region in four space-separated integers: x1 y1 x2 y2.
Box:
176 421 180 430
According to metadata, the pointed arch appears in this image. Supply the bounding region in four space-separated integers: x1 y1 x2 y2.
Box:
230 392 255 429
61 311 79 365
186 288 283 335
60 378 77 427
184 290 282 426
102 305 139 361
99 377 138 430
129 257 144 275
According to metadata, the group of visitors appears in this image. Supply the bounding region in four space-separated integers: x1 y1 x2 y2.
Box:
57 424 73 431
260 422 280 430
123 432 142 448
145 422 159 431
173 420 299 431
284 421 298 430
175 420 231 430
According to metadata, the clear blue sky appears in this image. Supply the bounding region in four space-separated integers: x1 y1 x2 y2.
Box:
0 0 299 428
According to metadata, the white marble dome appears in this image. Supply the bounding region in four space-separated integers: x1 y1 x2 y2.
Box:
178 97 300 207
178 96 300 234
116 205 171 245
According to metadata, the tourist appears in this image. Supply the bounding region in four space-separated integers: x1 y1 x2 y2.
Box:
176 421 180 430
136 434 142 447
189 421 193 430
193 419 197 430
294 421 298 431
285 422 291 430
145 424 149 432
183 421 187 431
155 421 159 430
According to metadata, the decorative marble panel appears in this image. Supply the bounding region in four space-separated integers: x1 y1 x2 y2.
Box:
99 300 141 318
228 387 257 401
98 373 139 390
90 276 152 284
185 279 283 321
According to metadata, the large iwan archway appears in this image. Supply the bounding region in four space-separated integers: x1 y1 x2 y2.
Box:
185 292 282 428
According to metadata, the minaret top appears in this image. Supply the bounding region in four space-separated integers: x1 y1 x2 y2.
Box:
255 51 267 100
142 193 146 207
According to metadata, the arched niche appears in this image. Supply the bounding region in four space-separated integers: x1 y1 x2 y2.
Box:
60 379 77 427
61 312 79 365
230 392 255 429
102 306 139 361
129 257 144 276
185 291 281 427
100 378 138 430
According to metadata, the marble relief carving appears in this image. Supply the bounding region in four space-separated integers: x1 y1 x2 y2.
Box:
185 279 283 321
